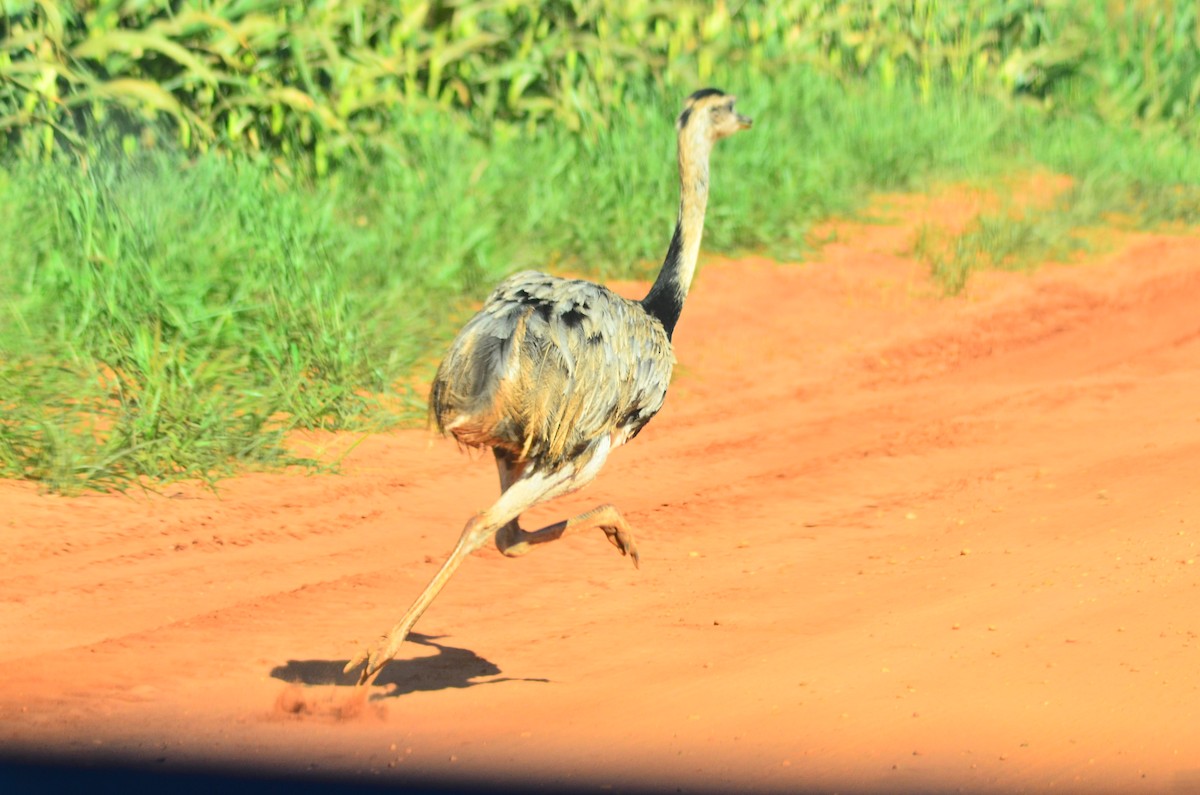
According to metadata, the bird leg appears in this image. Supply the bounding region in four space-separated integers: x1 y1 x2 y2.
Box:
346 440 623 686
344 465 576 686
344 513 490 686
490 446 638 565
494 503 640 568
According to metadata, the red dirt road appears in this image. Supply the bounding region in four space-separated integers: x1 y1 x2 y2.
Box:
2 189 1199 793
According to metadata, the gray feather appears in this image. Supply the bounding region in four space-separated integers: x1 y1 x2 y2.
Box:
430 270 674 471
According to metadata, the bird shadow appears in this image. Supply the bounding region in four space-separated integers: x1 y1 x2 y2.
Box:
269 633 548 699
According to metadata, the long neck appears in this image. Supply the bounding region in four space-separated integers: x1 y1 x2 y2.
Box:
642 128 712 339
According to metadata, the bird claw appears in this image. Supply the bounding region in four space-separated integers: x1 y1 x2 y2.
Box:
344 648 367 676
344 634 399 685
603 525 640 569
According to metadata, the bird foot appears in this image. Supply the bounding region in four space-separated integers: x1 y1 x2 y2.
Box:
344 630 408 685
603 525 640 568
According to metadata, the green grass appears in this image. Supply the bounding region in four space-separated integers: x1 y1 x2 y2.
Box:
1 64 1198 491
914 209 1093 296
5 0 1197 164
911 111 1200 294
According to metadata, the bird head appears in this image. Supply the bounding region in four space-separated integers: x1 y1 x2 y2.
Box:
676 88 753 142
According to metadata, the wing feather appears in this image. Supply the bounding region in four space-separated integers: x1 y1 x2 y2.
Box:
430 271 673 470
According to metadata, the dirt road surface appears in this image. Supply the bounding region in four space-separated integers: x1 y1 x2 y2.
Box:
2 187 1199 793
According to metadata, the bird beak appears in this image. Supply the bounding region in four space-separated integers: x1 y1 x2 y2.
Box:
736 113 753 130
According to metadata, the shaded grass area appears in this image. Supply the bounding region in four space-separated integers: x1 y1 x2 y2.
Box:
1 67 1198 491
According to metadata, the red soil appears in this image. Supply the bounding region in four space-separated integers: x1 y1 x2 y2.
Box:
2 185 1199 793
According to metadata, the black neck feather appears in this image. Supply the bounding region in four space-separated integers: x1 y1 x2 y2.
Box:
641 222 685 339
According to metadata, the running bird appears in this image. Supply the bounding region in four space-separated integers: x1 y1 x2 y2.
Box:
347 89 752 684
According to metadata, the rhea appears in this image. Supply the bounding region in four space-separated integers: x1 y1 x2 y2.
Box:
346 89 752 684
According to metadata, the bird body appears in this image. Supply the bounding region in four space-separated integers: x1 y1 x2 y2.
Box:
430 270 673 473
348 89 752 684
